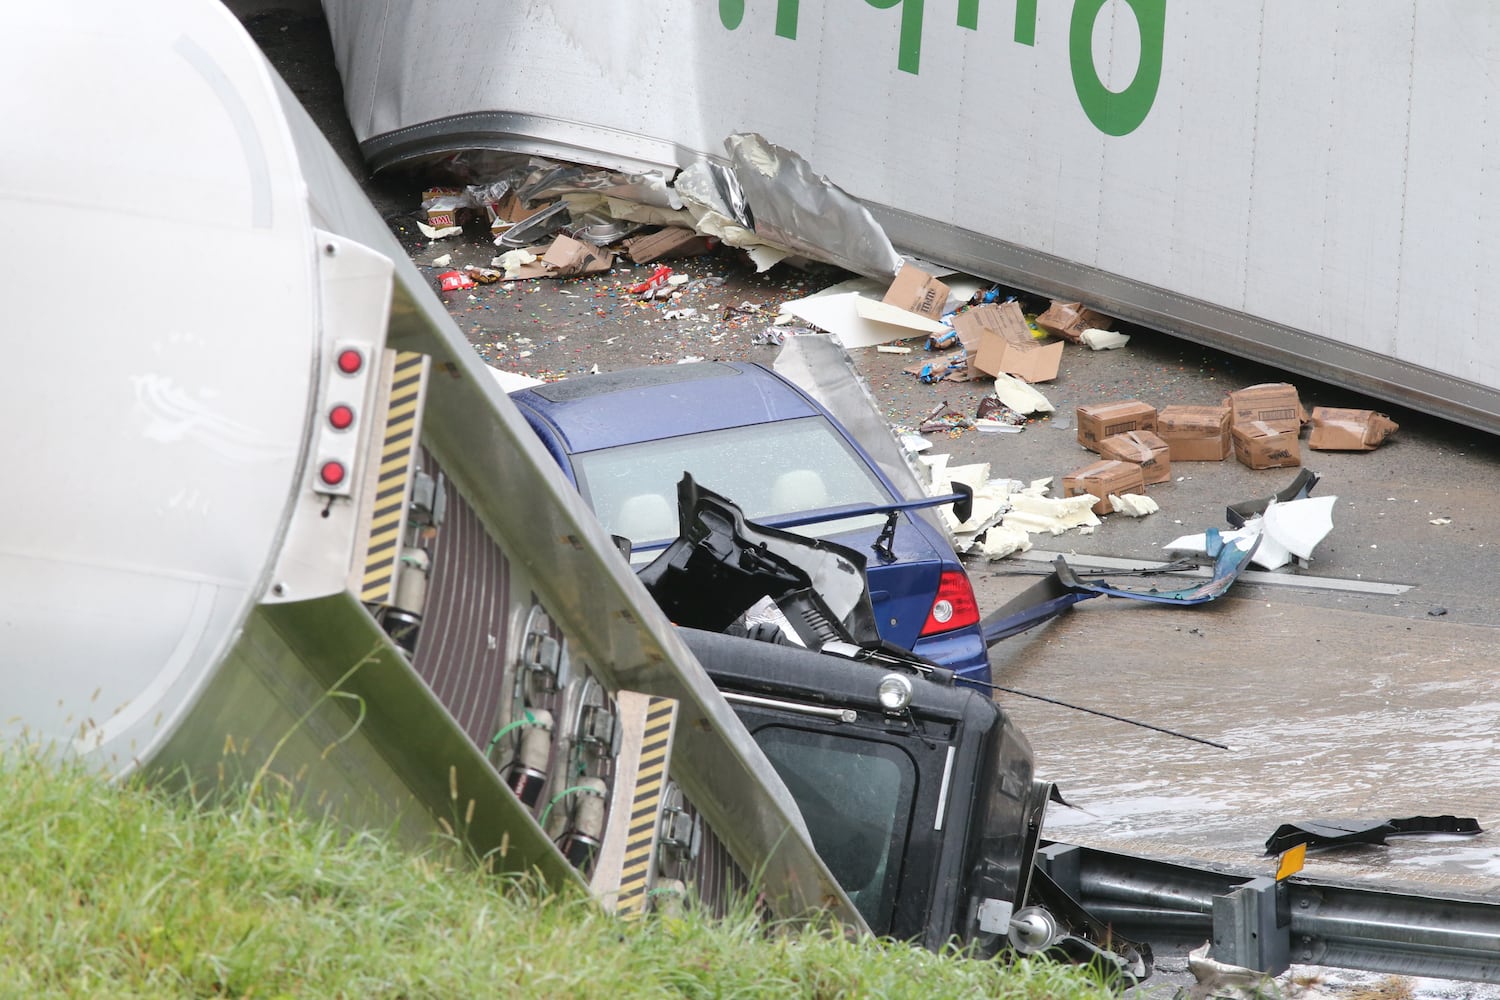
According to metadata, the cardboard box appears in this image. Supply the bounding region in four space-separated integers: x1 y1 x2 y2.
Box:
541 234 613 277
1157 404 1232 461
1063 459 1147 515
487 193 556 235
1036 300 1114 344
883 264 951 321
953 301 1063 383
1307 407 1400 451
1076 399 1157 451
510 235 616 279
421 186 464 228
1232 420 1302 469
624 227 713 264
1227 382 1305 433
1097 429 1171 484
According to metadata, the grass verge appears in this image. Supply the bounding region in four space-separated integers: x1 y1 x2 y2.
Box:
0 752 1118 999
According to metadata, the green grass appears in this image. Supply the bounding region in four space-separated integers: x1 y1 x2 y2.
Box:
0 752 1118 999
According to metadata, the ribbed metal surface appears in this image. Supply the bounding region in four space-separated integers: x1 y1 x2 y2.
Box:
406 450 758 915
409 450 510 748
677 800 749 919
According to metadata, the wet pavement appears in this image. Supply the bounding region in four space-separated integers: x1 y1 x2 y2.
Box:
988 591 1500 892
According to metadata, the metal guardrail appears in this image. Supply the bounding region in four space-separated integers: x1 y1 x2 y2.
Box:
1038 843 1500 984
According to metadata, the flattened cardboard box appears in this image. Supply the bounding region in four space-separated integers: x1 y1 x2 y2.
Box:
1157 404 1231 461
1097 429 1171 484
1076 399 1157 452
1307 407 1400 451
1227 382 1306 433
953 301 1063 383
1036 300 1114 344
1232 421 1301 469
1063 459 1147 516
511 235 615 279
625 227 713 264
882 264 951 321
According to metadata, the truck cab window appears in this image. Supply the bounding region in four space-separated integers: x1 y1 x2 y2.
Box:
754 726 916 933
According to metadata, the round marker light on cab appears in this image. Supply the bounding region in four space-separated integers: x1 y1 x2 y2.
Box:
328 404 355 430
877 673 913 714
336 347 364 375
319 460 347 487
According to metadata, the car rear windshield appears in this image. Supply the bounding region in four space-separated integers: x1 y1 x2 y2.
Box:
572 416 891 545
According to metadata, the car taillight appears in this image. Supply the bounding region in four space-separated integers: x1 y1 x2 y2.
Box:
920 569 981 636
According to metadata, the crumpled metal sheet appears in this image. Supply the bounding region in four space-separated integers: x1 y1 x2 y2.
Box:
724 133 903 280
674 159 791 270
515 160 682 210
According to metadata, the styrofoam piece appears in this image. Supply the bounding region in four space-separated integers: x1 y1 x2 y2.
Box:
901 434 932 453
1263 495 1337 558
979 524 1034 560
940 462 992 493
1081 327 1131 350
1002 492 1101 535
991 373 1054 414
1110 493 1159 517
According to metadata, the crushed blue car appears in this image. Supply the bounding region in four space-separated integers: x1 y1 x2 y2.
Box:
509 360 991 684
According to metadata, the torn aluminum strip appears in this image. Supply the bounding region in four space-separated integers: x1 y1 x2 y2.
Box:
1056 527 1261 605
773 334 946 539
724 133 902 281
1264 815 1483 854
675 158 791 270
514 160 682 210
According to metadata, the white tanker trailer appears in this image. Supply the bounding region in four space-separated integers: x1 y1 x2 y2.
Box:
0 0 863 928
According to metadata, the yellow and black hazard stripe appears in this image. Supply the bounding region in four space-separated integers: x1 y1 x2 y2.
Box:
361 350 426 604
616 696 676 918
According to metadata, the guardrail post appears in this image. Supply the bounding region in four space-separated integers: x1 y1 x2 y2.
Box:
1035 842 1083 899
1213 876 1291 975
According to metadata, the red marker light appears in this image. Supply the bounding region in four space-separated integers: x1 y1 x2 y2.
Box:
319 460 347 486
337 348 364 375
328 404 355 430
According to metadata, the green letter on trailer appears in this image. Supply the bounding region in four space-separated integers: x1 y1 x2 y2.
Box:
866 0 924 75
719 0 800 38
1070 0 1165 136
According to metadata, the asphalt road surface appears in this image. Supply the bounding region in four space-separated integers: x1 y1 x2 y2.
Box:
239 2 1500 951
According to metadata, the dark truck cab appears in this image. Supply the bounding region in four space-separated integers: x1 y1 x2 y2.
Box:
641 476 1149 978
680 628 1048 955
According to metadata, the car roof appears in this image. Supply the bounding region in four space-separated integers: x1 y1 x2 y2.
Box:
510 361 823 453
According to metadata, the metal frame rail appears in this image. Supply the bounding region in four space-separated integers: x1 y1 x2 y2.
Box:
1038 843 1500 984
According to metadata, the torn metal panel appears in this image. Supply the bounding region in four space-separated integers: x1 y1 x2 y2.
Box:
772 335 941 535
674 159 789 270
1265 816 1484 854
513 160 682 210
723 133 903 281
1226 468 1321 527
1057 528 1261 605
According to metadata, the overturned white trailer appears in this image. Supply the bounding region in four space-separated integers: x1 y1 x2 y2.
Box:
325 1 1500 433
1 0 861 928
